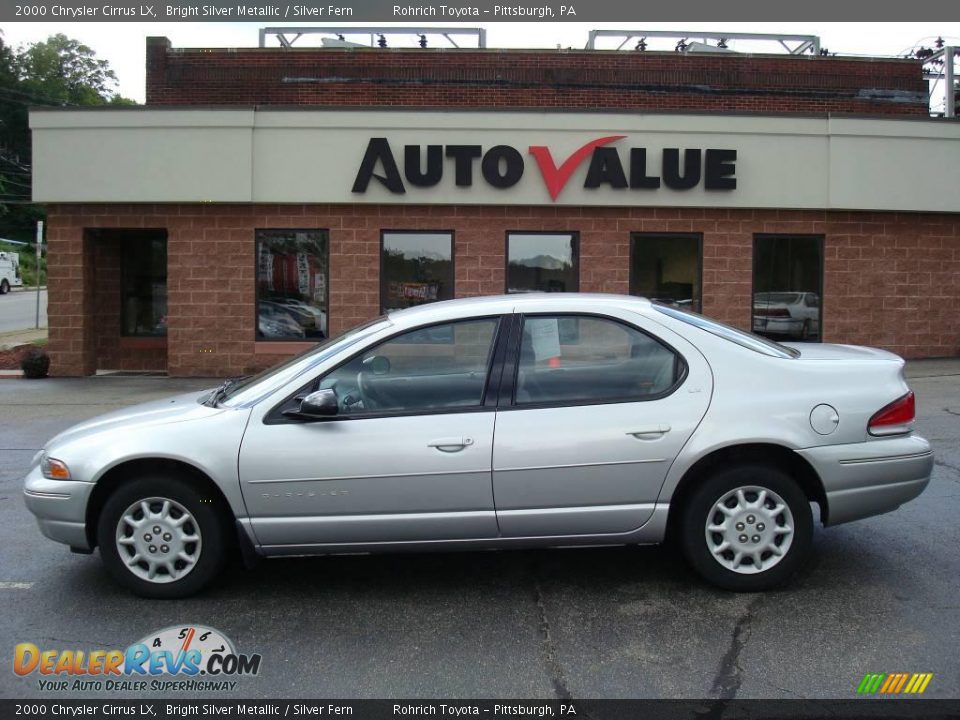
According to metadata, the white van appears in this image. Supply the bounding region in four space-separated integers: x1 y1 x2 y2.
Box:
0 251 24 294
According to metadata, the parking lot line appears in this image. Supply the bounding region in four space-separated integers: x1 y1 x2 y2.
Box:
0 581 33 590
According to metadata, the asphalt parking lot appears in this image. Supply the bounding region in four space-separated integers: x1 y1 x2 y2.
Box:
0 363 958 700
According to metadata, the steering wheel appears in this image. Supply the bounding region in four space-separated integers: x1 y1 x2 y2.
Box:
355 370 378 410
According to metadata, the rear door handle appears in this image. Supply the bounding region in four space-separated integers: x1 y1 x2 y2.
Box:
627 425 671 440
428 437 474 453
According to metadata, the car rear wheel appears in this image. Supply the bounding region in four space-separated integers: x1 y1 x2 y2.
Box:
679 464 813 591
97 475 229 599
0 280 9 294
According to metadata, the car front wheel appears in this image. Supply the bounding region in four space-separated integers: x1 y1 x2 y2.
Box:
97 475 229 599
680 464 813 591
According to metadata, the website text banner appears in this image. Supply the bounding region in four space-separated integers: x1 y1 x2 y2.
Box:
1 0 955 22
3 701 960 719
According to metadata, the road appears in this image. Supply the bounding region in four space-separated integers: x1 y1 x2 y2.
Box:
0 289 47 334
0 364 958 700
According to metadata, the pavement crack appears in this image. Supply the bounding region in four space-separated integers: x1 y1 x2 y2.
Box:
934 459 960 482
710 596 762 700
531 569 572 701
943 408 960 417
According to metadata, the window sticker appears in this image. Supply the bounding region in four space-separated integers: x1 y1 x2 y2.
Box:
526 318 562 362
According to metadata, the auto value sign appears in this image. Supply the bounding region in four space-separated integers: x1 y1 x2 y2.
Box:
352 135 737 201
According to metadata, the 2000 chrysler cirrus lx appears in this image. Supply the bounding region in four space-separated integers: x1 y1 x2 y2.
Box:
23 294 933 597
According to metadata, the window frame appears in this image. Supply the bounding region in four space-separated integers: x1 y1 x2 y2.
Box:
629 232 704 313
498 312 689 411
751 234 825 344
264 314 510 424
505 230 580 294
379 229 456 314
116 228 168 339
254 228 331 343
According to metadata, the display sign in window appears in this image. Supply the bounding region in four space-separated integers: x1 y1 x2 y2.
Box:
256 229 329 341
381 231 454 313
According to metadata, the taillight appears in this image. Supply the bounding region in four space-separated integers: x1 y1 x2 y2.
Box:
868 391 915 436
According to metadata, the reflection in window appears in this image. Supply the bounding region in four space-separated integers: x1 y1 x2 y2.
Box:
507 233 578 293
121 231 167 337
256 230 329 341
515 315 680 405
318 318 499 415
382 232 454 313
630 234 702 312
753 235 823 343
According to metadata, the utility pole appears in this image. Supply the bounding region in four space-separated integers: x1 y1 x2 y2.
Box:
35 220 43 329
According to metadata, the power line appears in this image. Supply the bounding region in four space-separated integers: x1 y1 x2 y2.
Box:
0 85 76 106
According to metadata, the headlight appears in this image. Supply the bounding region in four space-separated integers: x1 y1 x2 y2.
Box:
41 456 71 480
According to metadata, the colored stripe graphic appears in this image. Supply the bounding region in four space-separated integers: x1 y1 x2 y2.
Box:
857 672 932 695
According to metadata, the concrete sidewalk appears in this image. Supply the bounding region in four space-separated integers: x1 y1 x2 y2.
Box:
904 357 960 379
0 327 47 351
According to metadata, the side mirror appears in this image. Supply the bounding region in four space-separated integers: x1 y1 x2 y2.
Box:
283 388 338 421
361 355 391 375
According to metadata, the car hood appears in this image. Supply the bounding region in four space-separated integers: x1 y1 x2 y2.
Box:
45 389 222 451
783 343 903 363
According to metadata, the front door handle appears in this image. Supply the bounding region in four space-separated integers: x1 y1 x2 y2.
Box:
627 425 671 440
428 437 474 453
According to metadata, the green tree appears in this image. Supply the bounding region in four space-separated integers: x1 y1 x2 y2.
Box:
16 34 126 106
0 33 135 234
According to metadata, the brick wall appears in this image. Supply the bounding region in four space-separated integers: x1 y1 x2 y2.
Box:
145 38 928 116
44 204 959 377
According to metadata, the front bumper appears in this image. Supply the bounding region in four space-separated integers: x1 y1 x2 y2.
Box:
23 463 95 550
798 434 933 526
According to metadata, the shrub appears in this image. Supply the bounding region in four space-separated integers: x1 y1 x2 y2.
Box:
21 348 50 379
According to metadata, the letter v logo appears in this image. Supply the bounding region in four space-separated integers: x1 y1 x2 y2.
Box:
528 135 626 201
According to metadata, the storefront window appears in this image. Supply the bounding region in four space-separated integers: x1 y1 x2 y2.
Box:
381 231 454 313
256 230 329 341
753 235 823 342
121 231 167 337
506 232 578 293
630 234 702 312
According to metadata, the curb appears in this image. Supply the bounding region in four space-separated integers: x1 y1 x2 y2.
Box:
0 370 24 379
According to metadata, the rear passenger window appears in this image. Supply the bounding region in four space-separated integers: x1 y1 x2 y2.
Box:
515 315 682 406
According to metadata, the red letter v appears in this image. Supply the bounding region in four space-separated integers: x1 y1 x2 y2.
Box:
528 136 625 201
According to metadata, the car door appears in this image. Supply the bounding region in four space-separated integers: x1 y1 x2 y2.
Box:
492 311 712 538
238 316 505 550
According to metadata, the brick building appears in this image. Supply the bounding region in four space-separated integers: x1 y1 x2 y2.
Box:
29 37 960 376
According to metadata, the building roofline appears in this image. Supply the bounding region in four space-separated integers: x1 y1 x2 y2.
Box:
28 105 958 124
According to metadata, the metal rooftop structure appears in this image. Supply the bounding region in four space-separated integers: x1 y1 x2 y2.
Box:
586 30 821 55
919 44 958 118
258 27 487 49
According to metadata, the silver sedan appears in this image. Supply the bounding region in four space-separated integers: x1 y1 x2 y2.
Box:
23 294 933 597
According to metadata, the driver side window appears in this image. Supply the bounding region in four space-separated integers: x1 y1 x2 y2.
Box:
318 318 499 416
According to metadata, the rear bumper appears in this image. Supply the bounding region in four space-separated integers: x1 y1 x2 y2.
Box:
798 435 933 526
23 464 94 550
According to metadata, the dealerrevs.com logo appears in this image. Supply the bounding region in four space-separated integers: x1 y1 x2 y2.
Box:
13 624 261 693
351 135 737 199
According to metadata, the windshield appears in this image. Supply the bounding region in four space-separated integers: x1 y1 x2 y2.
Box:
653 303 800 359
217 316 391 408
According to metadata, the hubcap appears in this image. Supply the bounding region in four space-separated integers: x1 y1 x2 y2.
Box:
115 497 202 584
705 486 794 575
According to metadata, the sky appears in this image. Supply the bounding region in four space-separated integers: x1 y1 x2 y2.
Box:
2 21 959 105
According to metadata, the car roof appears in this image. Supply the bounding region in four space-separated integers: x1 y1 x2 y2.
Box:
386 293 653 327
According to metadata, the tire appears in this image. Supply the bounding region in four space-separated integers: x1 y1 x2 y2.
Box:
0 280 9 295
97 475 230 599
679 464 813 592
